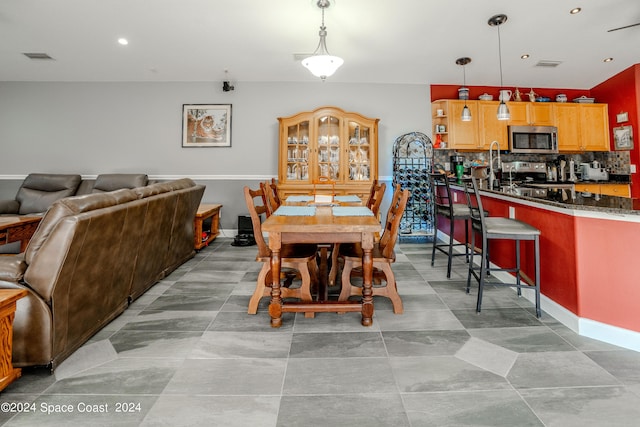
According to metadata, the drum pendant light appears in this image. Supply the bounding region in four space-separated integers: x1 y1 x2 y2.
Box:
456 57 472 122
489 14 510 120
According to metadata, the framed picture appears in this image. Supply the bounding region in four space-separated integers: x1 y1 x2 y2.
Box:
613 125 633 150
182 104 232 147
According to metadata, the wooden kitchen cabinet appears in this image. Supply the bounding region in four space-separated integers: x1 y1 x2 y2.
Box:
277 106 379 199
508 102 555 126
555 103 610 152
478 101 508 150
575 183 630 198
432 100 508 150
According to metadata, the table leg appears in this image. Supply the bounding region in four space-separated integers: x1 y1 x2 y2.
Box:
268 233 283 328
361 236 374 327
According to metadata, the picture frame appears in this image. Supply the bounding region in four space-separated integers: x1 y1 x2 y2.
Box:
182 104 232 147
613 125 633 151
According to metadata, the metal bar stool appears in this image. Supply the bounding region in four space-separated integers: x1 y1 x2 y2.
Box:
429 172 471 278
464 176 541 318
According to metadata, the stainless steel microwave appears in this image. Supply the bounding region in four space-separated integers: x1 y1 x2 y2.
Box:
508 125 558 154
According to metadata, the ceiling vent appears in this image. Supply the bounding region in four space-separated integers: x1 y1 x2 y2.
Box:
23 52 55 60
535 60 562 68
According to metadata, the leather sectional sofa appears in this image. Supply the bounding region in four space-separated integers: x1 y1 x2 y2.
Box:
0 173 150 216
0 178 205 369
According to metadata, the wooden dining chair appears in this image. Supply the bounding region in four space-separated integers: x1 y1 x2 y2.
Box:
243 186 318 315
311 176 336 200
260 181 280 217
337 185 410 314
328 180 386 286
366 179 386 217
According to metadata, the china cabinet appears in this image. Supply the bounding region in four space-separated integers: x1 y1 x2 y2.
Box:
277 106 379 199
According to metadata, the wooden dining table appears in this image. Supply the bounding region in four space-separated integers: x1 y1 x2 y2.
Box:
261 197 381 328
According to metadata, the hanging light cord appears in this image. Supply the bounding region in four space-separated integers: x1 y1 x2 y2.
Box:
497 25 504 89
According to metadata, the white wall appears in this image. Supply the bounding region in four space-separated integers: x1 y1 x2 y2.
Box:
0 81 432 228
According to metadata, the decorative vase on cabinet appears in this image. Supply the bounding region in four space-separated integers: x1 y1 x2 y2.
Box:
277 106 379 199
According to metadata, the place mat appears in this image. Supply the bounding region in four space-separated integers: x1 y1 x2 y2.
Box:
286 195 314 202
273 206 317 216
334 195 361 203
331 206 374 217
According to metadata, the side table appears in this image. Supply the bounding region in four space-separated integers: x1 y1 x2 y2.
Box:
194 204 222 250
0 289 27 391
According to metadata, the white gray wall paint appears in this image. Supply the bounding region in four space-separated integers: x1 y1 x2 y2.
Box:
0 81 432 228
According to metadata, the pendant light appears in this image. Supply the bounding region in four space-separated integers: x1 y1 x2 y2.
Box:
302 0 344 81
456 57 472 122
488 14 510 120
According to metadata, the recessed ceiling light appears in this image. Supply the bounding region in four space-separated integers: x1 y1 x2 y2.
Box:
604 57 614 62
117 38 129 46
570 7 581 14
521 54 530 59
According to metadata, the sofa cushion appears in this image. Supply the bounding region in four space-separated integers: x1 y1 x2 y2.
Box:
16 174 82 215
92 174 149 193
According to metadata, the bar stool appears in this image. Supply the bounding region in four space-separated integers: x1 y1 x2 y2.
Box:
429 172 471 278
464 177 542 318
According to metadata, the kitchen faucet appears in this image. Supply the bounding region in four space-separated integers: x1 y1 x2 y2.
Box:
489 140 501 190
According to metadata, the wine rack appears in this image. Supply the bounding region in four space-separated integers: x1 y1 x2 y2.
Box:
392 132 434 236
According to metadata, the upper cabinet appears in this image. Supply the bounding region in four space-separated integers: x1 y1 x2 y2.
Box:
432 100 508 150
555 103 610 152
277 106 379 199
432 99 610 152
508 102 555 126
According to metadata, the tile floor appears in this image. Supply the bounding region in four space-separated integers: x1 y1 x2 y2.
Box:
2 238 640 426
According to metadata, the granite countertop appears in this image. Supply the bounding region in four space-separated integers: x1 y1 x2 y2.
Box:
484 187 640 215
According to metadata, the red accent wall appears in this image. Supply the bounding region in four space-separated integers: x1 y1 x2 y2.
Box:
591 64 640 198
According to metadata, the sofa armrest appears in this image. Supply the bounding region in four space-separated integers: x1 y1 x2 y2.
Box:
0 199 20 214
0 254 27 282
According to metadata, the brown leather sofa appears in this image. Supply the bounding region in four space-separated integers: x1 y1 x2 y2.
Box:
0 173 150 215
0 178 204 369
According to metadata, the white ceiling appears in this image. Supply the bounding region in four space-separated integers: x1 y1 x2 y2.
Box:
1 0 639 88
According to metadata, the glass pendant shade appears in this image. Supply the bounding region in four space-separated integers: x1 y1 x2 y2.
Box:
461 104 472 121
497 101 510 120
302 54 344 80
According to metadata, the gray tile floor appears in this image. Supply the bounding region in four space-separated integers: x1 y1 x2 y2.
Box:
3 238 640 426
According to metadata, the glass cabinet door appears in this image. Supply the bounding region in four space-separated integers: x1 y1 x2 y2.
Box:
316 115 340 180
286 121 310 182
347 121 371 182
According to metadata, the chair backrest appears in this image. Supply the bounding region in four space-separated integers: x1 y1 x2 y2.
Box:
311 176 336 197
269 178 282 207
260 182 280 218
463 177 486 234
379 185 410 259
16 173 82 214
243 186 271 258
366 180 386 217
429 172 455 218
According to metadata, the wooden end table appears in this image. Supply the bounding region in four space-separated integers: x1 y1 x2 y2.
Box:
0 289 28 391
0 216 42 253
194 204 222 250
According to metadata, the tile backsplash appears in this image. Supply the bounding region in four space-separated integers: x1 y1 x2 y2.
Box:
433 149 630 175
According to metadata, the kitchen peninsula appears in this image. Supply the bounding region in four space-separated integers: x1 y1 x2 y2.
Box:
449 184 640 352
